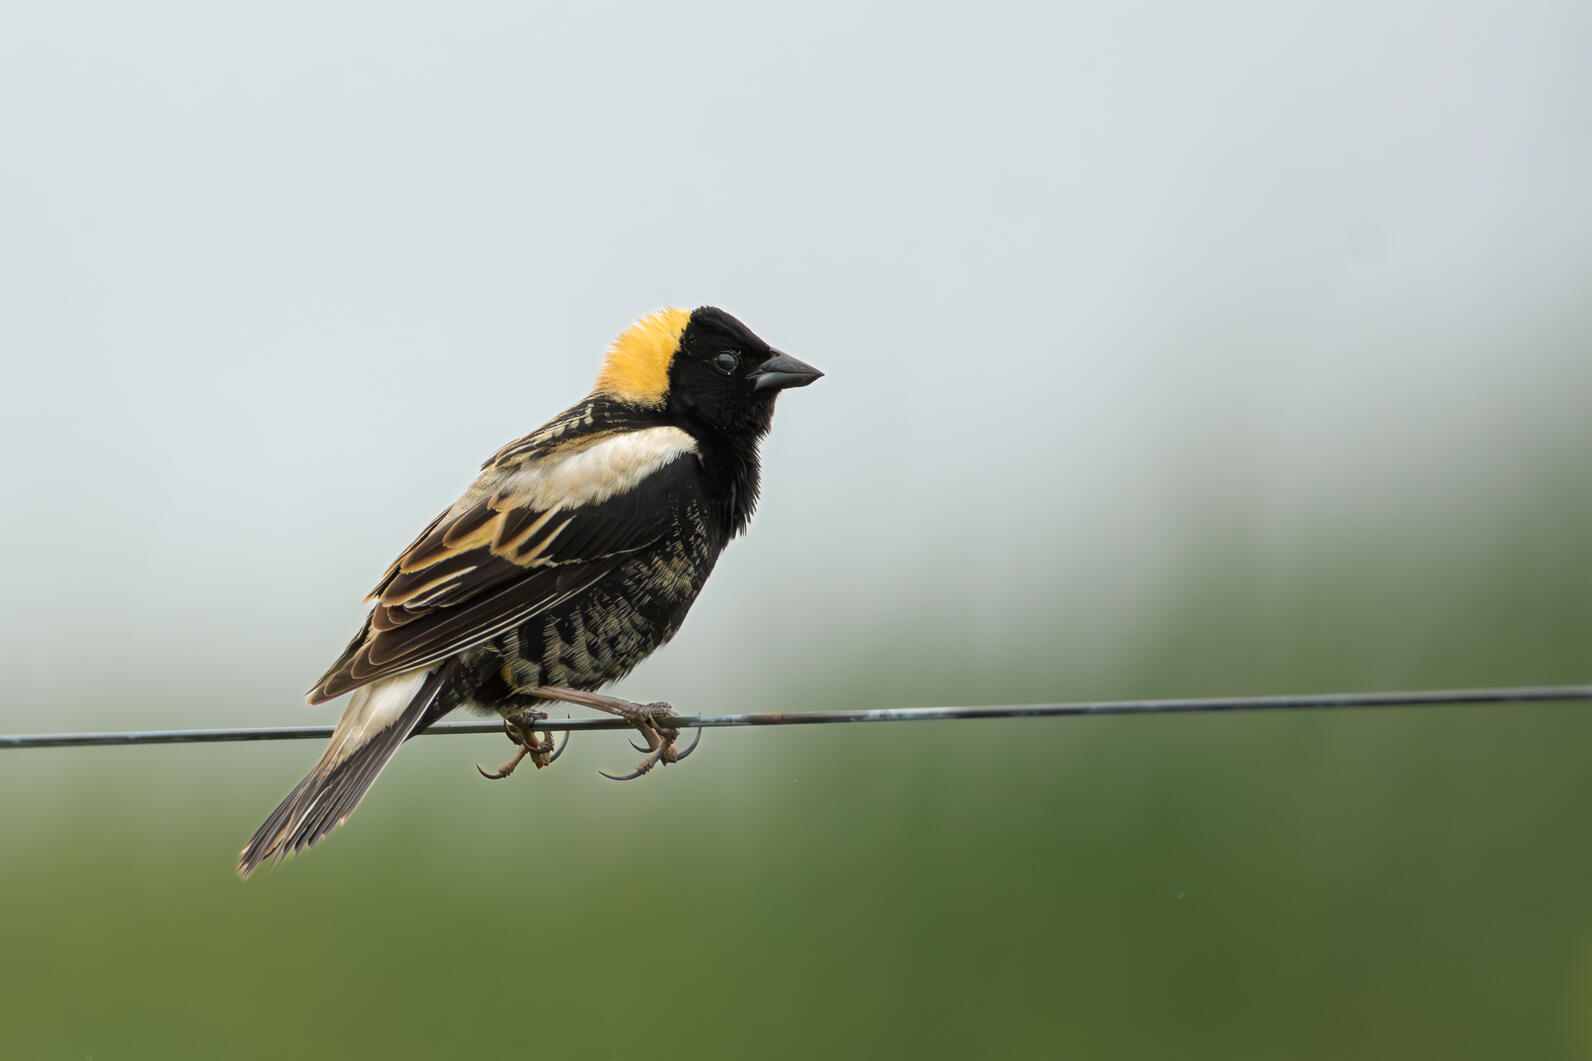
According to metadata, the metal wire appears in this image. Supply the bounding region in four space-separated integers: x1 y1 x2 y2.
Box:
2 684 1589 750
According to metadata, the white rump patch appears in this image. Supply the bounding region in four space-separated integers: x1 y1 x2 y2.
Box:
321 668 433 768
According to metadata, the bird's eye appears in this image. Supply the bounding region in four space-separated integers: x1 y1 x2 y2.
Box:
714 351 740 374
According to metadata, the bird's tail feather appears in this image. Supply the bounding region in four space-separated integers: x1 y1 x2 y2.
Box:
237 666 446 878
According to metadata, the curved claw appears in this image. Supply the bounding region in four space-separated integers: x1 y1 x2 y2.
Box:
545 730 571 765
673 727 704 762
477 762 507 780
629 737 650 753
598 764 650 782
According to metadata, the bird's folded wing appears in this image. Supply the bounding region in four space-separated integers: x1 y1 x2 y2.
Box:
309 427 702 703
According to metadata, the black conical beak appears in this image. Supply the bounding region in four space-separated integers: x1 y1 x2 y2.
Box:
750 351 824 392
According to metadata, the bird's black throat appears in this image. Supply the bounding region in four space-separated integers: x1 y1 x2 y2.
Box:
691 428 764 540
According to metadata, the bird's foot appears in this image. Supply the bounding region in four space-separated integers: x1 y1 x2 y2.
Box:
529 686 702 781
476 709 569 780
599 700 704 782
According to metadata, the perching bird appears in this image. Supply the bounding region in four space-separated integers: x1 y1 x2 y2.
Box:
238 306 821 877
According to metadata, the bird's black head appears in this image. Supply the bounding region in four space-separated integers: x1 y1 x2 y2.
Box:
587 306 819 536
666 306 822 440
591 305 820 441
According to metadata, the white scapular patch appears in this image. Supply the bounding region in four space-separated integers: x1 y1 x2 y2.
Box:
452 426 694 525
496 426 697 512
496 426 697 511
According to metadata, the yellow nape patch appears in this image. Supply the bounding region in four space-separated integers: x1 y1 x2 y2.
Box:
592 307 692 405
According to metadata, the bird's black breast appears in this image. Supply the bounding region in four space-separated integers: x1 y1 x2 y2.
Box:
446 455 731 711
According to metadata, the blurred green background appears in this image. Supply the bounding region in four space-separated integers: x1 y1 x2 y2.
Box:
3 2 1590 1058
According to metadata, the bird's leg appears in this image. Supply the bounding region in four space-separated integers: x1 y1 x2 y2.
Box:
475 708 569 780
528 685 702 782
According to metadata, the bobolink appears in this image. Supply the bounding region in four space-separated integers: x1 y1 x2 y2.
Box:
238 307 820 877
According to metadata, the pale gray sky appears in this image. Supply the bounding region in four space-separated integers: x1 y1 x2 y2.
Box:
2 1 1587 729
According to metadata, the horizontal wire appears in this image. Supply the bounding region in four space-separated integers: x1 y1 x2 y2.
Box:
2 684 1590 750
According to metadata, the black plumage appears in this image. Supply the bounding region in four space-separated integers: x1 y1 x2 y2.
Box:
238 306 820 877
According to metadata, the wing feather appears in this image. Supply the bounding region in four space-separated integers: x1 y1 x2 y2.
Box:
310 423 701 704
